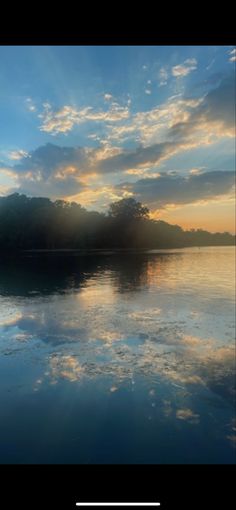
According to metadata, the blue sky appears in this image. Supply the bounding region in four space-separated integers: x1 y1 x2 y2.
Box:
0 45 235 232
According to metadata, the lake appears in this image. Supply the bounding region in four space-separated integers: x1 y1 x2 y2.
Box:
0 246 235 464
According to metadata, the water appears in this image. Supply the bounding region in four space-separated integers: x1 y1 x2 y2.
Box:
0 247 235 464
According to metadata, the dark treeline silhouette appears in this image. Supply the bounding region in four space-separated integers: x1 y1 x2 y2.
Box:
0 193 235 251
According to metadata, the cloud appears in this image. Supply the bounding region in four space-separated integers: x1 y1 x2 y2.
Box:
11 141 181 185
195 73 235 128
189 168 204 175
159 67 168 86
94 142 181 174
103 75 233 148
39 105 83 134
0 139 182 199
104 93 113 101
106 96 202 147
170 73 235 140
39 101 130 135
16 174 85 198
6 141 156 197
116 170 235 209
14 144 89 177
9 144 88 197
3 72 234 200
8 150 29 160
6 131 234 200
31 75 234 170
0 166 18 178
172 58 197 77
228 48 236 62
25 97 36 112
0 166 19 195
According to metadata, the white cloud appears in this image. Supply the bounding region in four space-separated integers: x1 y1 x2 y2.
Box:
38 73 233 147
229 53 236 63
159 67 168 86
39 104 85 134
8 150 29 160
39 102 130 135
84 102 130 122
25 97 36 112
228 48 236 62
104 93 113 101
107 96 203 147
172 58 197 77
189 168 204 175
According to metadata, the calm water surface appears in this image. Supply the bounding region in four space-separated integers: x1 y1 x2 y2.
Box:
0 247 235 463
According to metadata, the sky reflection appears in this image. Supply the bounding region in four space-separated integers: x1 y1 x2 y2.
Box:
0 247 235 463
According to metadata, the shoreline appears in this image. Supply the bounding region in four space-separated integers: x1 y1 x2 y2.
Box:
1 245 234 256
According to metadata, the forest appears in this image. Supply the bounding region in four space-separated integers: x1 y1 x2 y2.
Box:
0 193 234 251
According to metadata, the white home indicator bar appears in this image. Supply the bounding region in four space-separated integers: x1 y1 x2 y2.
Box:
76 504 161 507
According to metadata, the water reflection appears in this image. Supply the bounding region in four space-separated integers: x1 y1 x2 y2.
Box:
0 254 102 296
0 252 155 297
0 248 235 463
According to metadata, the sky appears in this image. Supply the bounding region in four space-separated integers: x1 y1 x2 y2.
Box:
0 45 235 233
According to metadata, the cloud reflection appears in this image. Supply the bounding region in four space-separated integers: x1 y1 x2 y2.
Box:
176 408 200 424
0 251 235 410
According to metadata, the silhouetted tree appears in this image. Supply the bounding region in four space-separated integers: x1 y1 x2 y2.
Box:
0 194 234 251
108 197 149 221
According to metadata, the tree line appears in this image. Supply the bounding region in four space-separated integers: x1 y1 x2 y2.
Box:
0 193 234 251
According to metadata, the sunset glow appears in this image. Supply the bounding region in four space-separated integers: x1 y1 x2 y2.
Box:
0 46 235 232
